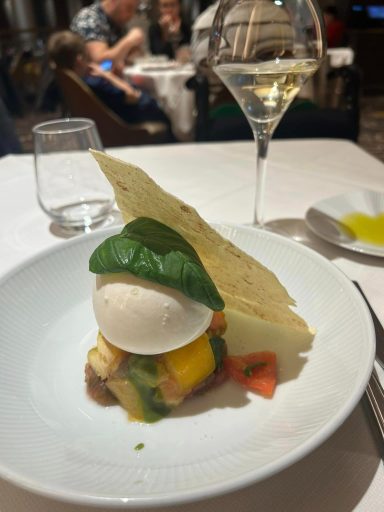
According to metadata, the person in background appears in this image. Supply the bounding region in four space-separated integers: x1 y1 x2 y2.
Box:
191 1 221 100
47 31 172 129
323 5 346 48
70 0 145 75
190 1 258 141
149 0 191 59
0 96 22 157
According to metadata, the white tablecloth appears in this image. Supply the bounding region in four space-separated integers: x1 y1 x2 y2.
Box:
0 139 383 511
123 63 196 142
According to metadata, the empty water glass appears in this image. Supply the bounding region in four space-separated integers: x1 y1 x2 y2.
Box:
33 118 115 233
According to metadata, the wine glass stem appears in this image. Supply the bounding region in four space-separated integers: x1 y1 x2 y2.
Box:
253 131 270 227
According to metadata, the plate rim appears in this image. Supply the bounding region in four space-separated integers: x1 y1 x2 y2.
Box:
0 224 376 507
305 189 384 257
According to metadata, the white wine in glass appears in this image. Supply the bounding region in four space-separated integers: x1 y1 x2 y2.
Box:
208 0 326 227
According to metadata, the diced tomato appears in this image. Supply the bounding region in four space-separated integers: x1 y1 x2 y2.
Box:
224 352 277 398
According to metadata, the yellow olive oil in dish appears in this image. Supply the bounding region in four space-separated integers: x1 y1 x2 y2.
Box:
339 212 384 246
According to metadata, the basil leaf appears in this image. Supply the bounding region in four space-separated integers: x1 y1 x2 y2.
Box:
243 362 267 377
89 217 224 311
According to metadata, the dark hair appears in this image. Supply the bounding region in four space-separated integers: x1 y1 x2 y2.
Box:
47 30 86 70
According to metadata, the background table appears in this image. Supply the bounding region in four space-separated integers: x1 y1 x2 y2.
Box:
123 62 196 142
0 139 383 511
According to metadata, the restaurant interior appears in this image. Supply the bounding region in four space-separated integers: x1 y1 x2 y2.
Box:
0 0 384 159
1 1 384 512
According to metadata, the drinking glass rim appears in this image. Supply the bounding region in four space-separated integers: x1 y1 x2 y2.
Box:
32 118 96 135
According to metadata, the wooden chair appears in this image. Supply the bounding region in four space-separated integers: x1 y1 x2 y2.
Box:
54 68 169 147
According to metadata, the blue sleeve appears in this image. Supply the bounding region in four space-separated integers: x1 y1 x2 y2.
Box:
84 75 126 110
84 76 170 126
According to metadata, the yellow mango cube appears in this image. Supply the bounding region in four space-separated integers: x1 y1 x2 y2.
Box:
163 333 215 393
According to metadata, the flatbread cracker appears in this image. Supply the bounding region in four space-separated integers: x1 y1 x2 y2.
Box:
91 150 309 332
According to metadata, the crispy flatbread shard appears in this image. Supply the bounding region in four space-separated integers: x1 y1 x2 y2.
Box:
91 150 308 332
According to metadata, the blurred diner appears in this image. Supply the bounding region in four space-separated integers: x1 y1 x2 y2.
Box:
0 96 21 157
0 0 381 154
190 1 360 143
323 5 347 48
191 2 221 100
70 0 145 75
47 31 171 129
149 0 191 60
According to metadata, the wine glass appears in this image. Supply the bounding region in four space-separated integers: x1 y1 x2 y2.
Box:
208 0 326 227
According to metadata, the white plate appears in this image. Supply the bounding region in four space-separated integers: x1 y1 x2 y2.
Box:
0 225 375 507
305 189 384 257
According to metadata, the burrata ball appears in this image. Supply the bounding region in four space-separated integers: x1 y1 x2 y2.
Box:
92 273 213 354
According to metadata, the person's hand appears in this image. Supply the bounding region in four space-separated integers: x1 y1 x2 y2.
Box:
159 15 181 39
124 85 142 104
88 62 109 79
88 61 124 80
88 61 141 104
159 14 173 30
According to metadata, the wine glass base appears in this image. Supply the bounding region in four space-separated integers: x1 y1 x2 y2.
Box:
244 219 310 240
263 218 311 241
244 221 288 236
49 210 123 239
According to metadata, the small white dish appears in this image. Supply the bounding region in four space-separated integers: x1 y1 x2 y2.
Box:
305 189 384 257
0 224 375 507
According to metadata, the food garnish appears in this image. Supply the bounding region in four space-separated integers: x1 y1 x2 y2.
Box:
90 217 224 311
224 352 277 398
